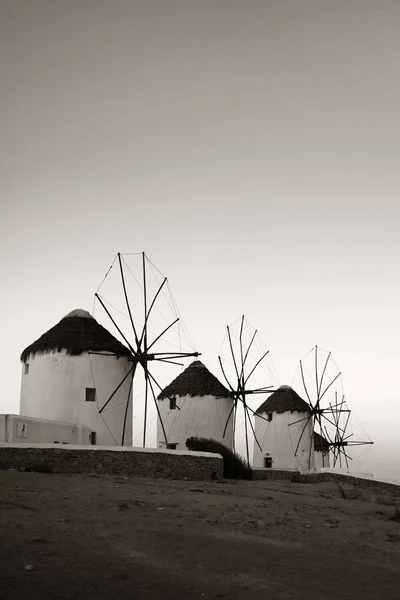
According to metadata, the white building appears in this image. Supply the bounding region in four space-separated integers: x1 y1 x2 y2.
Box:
19 308 133 446
0 414 91 445
157 360 235 451
314 431 330 468
253 385 315 472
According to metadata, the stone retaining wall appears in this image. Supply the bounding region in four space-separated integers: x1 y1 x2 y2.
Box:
0 444 223 482
253 467 400 505
300 471 400 505
253 468 298 481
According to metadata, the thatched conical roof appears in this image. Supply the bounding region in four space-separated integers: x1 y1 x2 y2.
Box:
255 385 311 415
157 361 233 400
314 431 330 451
21 308 131 362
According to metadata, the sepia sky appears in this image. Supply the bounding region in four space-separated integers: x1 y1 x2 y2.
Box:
1 0 399 479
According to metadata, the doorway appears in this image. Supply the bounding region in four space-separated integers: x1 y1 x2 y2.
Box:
264 455 272 468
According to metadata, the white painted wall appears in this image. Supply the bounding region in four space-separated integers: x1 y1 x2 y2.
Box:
0 414 91 444
157 394 234 451
253 410 315 472
20 350 133 446
315 449 330 468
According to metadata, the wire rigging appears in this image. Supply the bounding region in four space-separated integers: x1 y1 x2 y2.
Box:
91 251 201 448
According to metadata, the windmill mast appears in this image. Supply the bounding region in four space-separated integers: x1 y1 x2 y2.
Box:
93 252 201 447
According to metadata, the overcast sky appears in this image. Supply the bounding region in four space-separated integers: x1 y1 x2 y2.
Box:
1 0 399 479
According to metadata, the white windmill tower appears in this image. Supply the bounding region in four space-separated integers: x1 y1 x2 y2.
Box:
20 308 133 446
253 385 315 471
156 360 235 451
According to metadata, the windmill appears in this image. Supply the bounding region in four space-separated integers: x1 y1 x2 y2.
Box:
91 252 201 447
217 315 278 465
291 345 373 469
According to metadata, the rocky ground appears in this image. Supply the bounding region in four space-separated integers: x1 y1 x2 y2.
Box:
1 470 400 599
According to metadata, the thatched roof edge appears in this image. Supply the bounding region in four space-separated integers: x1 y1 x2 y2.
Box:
21 314 131 363
158 360 234 400
256 386 311 415
314 431 330 450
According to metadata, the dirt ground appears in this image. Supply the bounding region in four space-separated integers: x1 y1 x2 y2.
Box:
1 470 400 600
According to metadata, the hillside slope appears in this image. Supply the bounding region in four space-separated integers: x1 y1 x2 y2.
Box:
1 471 399 599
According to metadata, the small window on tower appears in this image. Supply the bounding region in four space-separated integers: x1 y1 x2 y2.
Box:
267 413 273 422
85 388 96 402
169 397 177 410
24 363 29 375
166 443 178 450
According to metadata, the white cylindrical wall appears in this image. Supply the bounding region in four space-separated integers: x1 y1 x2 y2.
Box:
253 410 314 472
157 394 234 451
20 350 133 446
315 449 330 468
